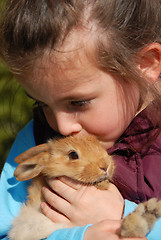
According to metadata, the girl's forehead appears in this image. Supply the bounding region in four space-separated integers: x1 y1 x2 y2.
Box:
22 49 103 105
20 46 97 101
36 51 97 87
35 35 97 81
38 24 99 70
21 28 104 94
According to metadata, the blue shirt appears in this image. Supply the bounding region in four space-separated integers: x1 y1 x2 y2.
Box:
0 120 161 239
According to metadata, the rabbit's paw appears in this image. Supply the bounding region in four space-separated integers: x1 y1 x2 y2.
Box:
119 198 161 237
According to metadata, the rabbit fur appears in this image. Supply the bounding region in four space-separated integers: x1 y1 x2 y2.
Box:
8 135 161 239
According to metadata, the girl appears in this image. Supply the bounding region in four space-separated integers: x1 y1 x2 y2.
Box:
0 0 161 239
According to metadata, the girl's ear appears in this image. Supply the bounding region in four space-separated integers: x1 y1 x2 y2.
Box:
137 43 161 83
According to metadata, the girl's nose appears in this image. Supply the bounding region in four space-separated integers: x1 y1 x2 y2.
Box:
56 111 82 136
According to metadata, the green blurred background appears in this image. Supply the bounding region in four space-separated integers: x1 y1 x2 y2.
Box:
0 0 34 174
0 62 34 174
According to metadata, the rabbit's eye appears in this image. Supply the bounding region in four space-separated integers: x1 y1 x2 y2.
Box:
68 151 79 160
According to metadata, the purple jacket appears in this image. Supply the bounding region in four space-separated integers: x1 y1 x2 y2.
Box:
33 104 161 204
108 104 161 203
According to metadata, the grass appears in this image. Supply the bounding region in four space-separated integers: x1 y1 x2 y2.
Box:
0 62 34 173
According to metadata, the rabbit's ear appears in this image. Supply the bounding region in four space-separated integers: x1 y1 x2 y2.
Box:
14 152 50 181
15 143 49 163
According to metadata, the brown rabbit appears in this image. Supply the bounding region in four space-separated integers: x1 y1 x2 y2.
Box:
8 135 161 240
8 135 114 240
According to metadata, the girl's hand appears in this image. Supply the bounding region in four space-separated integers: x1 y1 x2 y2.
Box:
41 176 124 226
84 220 147 240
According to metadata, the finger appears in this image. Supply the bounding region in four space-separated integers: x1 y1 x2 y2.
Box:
107 183 124 204
48 177 97 204
41 201 71 224
42 186 71 215
107 183 121 193
59 176 84 190
47 178 82 202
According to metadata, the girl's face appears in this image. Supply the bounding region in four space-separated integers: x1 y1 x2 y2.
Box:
19 41 140 149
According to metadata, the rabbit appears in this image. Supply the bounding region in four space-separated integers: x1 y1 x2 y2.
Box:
8 135 114 240
8 134 161 240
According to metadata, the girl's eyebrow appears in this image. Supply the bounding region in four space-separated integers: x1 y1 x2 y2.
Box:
24 91 84 102
25 90 95 103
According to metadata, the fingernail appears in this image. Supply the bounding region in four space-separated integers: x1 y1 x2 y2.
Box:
41 202 45 209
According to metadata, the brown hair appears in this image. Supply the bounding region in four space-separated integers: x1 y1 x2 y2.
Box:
0 0 161 117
